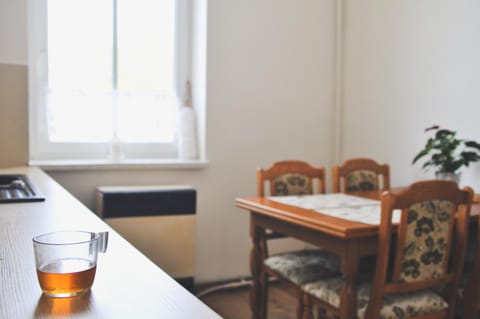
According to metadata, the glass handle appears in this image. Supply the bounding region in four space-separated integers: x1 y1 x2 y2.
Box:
97 231 109 253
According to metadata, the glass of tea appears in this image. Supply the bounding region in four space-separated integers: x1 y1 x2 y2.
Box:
32 230 108 298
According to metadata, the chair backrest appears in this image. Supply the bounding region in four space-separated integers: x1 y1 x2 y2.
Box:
365 180 474 319
460 202 480 319
332 157 390 193
256 160 325 197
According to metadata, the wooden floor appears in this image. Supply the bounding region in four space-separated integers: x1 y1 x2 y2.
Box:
196 280 478 319
196 280 297 319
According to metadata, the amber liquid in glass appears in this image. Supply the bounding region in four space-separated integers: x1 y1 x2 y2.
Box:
37 258 96 297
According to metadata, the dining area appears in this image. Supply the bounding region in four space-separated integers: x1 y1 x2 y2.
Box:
236 158 480 319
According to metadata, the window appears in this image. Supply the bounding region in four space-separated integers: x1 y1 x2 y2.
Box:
28 0 191 162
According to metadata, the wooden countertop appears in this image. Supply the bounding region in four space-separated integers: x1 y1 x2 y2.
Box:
0 166 221 319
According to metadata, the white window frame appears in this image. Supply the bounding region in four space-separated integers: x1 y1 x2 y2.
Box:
27 0 192 163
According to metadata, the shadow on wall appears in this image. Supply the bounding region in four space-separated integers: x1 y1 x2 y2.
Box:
0 63 29 168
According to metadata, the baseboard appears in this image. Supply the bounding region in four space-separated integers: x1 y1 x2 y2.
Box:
194 276 279 298
176 276 195 292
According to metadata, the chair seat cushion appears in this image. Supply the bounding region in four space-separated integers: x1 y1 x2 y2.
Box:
302 276 449 319
264 249 340 285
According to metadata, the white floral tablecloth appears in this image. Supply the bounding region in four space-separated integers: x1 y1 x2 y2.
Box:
268 193 400 225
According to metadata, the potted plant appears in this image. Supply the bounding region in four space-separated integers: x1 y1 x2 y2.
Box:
412 125 480 183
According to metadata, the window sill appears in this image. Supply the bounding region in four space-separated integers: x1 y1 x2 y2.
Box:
29 159 209 171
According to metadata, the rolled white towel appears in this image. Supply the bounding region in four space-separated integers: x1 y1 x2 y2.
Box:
178 105 198 160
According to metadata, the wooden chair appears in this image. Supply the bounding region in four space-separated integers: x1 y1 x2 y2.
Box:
301 180 474 319
257 160 326 197
332 158 390 193
459 205 480 319
257 160 340 319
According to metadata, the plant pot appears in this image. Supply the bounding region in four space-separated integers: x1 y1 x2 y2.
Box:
435 172 461 184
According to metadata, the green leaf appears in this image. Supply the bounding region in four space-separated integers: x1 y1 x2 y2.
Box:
412 149 430 164
461 151 480 163
449 160 463 173
465 140 480 151
412 138 434 165
422 161 433 170
436 129 455 138
425 125 439 132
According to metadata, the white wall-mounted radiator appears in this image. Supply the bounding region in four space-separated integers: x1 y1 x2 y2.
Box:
95 185 196 291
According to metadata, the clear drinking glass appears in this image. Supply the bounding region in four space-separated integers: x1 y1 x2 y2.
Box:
32 231 108 298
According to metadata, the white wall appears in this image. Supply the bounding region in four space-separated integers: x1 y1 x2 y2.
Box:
0 0 336 282
0 0 27 64
341 0 480 191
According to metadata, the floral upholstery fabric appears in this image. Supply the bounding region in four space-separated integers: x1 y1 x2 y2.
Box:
264 250 340 285
400 200 454 282
302 276 449 319
346 170 378 192
300 200 456 318
273 173 311 196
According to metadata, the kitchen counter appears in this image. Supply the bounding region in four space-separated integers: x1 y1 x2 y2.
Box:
0 166 221 319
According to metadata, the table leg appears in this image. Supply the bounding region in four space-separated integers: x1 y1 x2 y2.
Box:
250 213 266 319
462 230 480 319
339 241 359 319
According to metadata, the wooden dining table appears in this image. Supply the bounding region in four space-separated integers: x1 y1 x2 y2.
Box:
235 190 480 319
0 166 221 319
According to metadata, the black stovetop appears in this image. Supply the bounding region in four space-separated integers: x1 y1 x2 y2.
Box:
0 174 45 203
